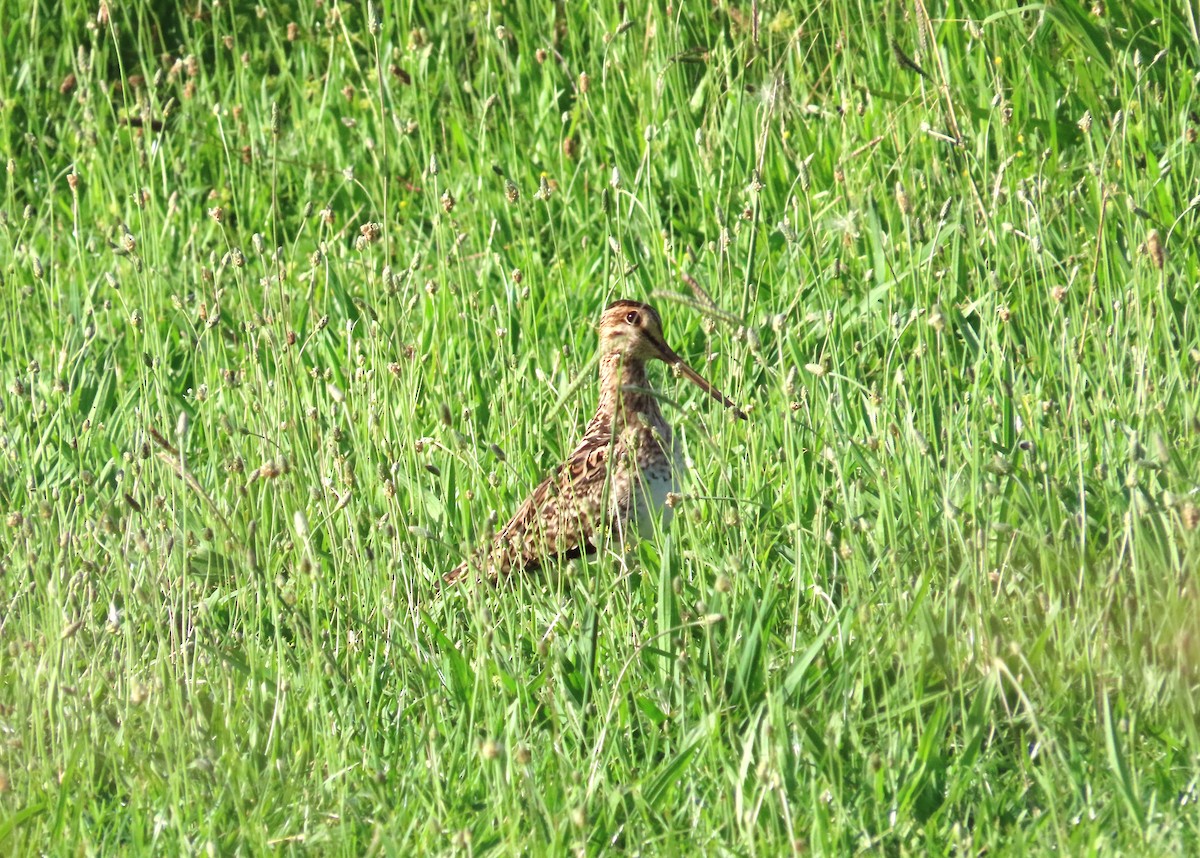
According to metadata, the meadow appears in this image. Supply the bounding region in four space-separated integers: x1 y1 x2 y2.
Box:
1 0 1199 853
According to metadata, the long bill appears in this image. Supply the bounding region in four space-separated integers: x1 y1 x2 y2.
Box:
651 337 747 420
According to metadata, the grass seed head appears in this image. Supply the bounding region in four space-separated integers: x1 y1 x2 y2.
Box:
359 222 382 243
1144 229 1165 269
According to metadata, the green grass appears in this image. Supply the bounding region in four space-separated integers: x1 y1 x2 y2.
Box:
1 0 1199 853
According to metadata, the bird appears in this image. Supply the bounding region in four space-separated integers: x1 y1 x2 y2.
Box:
444 299 745 587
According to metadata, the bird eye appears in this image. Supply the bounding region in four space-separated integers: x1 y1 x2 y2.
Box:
624 310 640 325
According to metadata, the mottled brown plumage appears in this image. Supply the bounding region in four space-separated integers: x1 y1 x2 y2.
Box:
444 300 745 587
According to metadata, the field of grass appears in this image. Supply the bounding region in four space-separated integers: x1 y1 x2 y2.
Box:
1 0 1199 853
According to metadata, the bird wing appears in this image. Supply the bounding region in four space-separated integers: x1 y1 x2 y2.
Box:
444 432 629 586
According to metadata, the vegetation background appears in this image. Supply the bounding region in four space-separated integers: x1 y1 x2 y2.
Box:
1 0 1199 853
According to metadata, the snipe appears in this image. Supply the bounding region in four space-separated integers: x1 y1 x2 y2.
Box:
444 300 745 586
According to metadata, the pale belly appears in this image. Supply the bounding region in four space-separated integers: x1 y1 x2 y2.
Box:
630 436 683 539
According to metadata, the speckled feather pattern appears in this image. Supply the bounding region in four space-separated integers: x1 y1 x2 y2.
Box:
444 353 677 585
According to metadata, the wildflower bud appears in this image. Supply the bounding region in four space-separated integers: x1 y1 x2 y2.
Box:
293 509 309 540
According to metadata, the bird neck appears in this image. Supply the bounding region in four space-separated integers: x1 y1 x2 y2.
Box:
594 351 662 429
